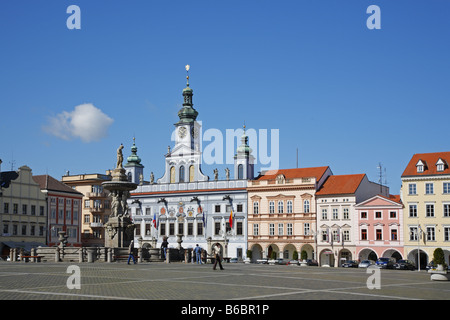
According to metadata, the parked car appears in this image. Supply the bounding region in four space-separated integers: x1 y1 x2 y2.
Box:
275 258 288 265
358 260 375 268
306 259 318 266
288 260 299 266
394 259 415 270
341 260 359 268
426 261 436 271
256 259 268 264
229 258 239 263
376 257 395 269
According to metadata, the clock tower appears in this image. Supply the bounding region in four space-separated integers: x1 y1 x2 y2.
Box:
157 66 208 184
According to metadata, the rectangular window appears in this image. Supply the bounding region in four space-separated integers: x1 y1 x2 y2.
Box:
269 223 275 236
215 205 221 213
391 229 398 241
444 182 450 194
160 223 166 236
389 211 397 219
236 204 243 212
278 223 284 236
409 184 417 195
322 209 328 220
361 229 367 240
197 222 203 236
426 204 434 217
425 183 434 194
444 204 450 217
13 204 18 214
287 223 293 235
187 222 193 236
375 211 382 219
169 223 175 236
4 203 9 214
236 222 243 235
343 230 350 242
304 223 310 235
322 230 328 242
214 222 220 235
376 229 383 240
361 211 367 219
178 223 184 235
444 227 450 242
253 224 259 236
332 208 338 220
253 202 259 214
409 205 417 217
427 227 435 241
343 208 349 220
31 205 36 216
410 227 418 241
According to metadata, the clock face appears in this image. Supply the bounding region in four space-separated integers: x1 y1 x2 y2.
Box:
178 127 187 138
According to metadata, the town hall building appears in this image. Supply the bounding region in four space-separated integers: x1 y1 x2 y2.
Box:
126 69 254 260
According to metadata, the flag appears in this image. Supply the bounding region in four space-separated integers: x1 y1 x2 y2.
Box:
200 206 206 229
229 209 234 229
152 212 158 229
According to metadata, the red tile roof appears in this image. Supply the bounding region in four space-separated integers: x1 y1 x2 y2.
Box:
33 175 83 196
256 166 330 181
316 174 366 195
401 152 450 177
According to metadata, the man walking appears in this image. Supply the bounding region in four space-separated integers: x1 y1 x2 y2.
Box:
212 245 224 270
127 240 136 265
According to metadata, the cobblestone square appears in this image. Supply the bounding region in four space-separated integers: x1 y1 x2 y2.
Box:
0 262 448 302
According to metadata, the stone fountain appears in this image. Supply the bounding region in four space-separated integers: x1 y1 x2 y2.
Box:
102 144 137 248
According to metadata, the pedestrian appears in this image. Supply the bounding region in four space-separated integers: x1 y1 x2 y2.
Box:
161 236 168 259
127 240 136 265
212 245 224 270
194 244 202 264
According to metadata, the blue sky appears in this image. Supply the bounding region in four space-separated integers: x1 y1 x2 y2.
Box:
1 0 449 194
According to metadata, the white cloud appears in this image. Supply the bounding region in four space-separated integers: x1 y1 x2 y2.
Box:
44 103 114 143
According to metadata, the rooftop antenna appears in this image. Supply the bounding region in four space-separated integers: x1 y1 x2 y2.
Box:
9 150 16 171
377 162 387 193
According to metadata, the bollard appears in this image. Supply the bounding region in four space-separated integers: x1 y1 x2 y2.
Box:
55 247 60 262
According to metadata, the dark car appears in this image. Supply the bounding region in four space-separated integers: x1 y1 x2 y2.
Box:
306 259 318 266
394 259 415 270
341 260 358 268
376 257 395 269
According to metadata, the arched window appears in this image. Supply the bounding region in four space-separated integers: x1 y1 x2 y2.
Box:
179 166 185 182
269 201 275 213
278 201 284 213
170 166 175 183
189 165 195 182
304 200 310 213
287 200 293 213
253 201 259 214
238 164 243 180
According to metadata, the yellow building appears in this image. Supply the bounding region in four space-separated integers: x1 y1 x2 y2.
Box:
400 151 450 269
61 173 112 247
0 165 47 257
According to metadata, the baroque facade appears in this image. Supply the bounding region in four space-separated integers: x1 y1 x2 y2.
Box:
127 72 254 259
247 167 332 262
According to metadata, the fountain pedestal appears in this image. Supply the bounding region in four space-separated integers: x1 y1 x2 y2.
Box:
102 167 137 248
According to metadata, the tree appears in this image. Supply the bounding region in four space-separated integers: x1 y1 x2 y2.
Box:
433 248 447 269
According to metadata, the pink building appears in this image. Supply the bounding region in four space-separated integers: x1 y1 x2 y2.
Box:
355 194 404 262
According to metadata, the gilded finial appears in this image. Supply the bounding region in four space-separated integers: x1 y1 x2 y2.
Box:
185 64 190 86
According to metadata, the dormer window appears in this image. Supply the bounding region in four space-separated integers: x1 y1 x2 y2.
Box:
436 158 446 172
416 160 425 173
